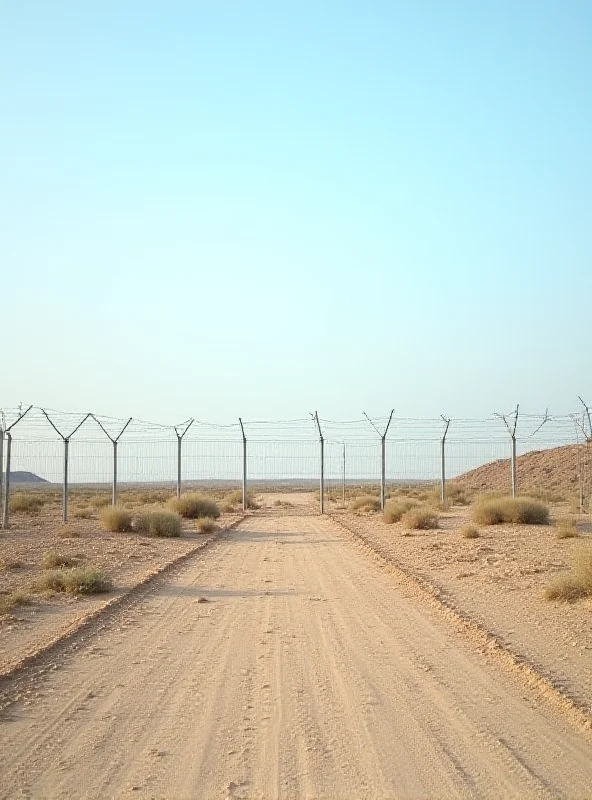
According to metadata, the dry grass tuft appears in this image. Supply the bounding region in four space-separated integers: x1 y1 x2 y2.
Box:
37 567 113 595
134 511 182 538
545 548 592 602
56 524 82 539
0 557 23 571
472 497 549 526
555 518 580 539
9 493 45 514
89 494 111 509
167 493 220 520
196 517 219 534
383 499 417 524
350 495 381 513
460 524 480 539
401 507 439 530
0 591 31 616
100 506 133 532
72 506 93 519
42 552 79 569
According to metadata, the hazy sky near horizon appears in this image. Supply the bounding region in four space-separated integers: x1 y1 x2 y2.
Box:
1 1 591 425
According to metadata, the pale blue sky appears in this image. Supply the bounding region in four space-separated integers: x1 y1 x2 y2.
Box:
2 1 591 424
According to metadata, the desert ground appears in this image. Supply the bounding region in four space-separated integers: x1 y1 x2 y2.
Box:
1 488 592 798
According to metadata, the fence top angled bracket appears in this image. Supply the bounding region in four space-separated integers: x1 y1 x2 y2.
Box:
441 415 451 440
173 418 194 440
3 404 34 434
41 409 91 441
91 414 133 443
495 404 519 439
238 418 246 442
577 396 592 442
310 411 323 442
363 409 394 441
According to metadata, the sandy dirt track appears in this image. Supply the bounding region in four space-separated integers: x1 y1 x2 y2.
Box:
1 514 592 799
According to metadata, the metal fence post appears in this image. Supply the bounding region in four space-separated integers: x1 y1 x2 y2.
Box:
0 429 4 526
2 432 11 529
112 440 118 506
496 405 519 498
440 416 451 503
363 409 394 511
312 412 324 514
342 442 346 504
239 418 247 512
172 419 194 499
176 433 182 498
63 437 69 523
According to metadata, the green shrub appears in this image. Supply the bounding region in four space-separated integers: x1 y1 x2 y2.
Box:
350 495 380 512
196 517 219 534
9 493 45 513
38 567 112 595
100 506 133 532
472 497 549 526
401 507 439 530
383 499 417 524
167 493 220 519
134 511 182 538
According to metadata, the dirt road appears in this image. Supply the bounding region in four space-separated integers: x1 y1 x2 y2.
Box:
1 514 592 799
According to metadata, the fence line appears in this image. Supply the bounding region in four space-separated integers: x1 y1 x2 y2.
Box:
1 404 591 526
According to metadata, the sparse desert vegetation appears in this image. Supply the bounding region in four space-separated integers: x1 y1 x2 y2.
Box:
545 548 592 602
195 517 219 534
134 510 182 538
42 551 79 569
401 507 439 530
555 517 580 539
460 524 480 539
350 495 381 513
9 493 45 514
38 566 113 596
472 496 549 526
383 499 417 523
100 506 133 532
168 493 221 520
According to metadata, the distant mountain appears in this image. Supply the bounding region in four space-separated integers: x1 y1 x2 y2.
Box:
10 471 49 484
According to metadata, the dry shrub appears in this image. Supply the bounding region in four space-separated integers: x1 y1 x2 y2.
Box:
472 497 549 526
100 506 133 532
90 494 111 509
0 591 31 616
383 499 417 524
350 495 381 513
135 511 182 538
56 524 81 539
0 557 23 571
42 552 79 569
9 493 45 513
461 524 480 539
72 506 93 519
224 489 243 507
38 567 112 595
401 507 439 530
555 518 579 539
545 548 592 602
574 548 592 589
136 490 172 505
167 493 220 520
196 517 219 534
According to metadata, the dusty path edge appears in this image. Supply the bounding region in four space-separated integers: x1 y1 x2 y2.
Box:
329 512 592 738
0 516 246 699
